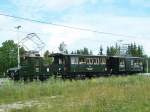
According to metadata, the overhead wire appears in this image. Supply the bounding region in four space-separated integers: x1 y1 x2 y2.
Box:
0 27 50 35
0 13 137 38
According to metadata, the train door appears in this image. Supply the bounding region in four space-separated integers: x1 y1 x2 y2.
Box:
52 55 67 76
34 57 42 78
107 57 119 74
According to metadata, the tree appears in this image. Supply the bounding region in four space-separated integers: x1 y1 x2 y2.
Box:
137 45 143 57
107 47 110 56
90 50 93 55
83 47 89 55
0 40 25 76
73 47 91 55
99 45 103 55
58 42 68 54
127 43 143 57
107 46 117 56
43 50 53 65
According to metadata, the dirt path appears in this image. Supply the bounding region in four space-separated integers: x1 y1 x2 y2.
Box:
0 95 63 112
0 100 41 112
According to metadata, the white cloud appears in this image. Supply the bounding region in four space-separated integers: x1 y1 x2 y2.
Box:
1 13 150 55
49 13 150 55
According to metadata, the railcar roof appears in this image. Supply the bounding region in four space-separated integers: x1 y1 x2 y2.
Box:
110 56 143 59
49 53 106 57
49 53 143 59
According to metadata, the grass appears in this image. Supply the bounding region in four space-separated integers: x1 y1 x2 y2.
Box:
0 75 150 112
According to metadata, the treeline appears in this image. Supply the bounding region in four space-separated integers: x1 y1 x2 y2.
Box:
71 48 93 55
61 42 143 57
107 43 143 57
0 40 25 76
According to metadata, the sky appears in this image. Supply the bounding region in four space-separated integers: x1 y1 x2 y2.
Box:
0 0 150 55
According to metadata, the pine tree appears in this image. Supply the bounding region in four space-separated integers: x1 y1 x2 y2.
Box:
99 45 103 55
107 47 110 56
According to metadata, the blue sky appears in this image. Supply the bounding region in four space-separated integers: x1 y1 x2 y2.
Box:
0 0 150 55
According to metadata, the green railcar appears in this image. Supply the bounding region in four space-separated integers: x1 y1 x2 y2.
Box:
7 52 144 81
20 56 42 80
7 51 50 81
107 56 144 74
50 53 107 78
125 57 144 73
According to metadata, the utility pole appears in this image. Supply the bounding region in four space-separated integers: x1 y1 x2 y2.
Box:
15 25 21 69
147 59 149 73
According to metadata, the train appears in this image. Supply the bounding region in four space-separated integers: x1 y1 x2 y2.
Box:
7 51 144 80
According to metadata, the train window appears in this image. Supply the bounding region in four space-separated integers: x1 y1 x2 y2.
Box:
21 58 28 66
71 57 78 64
93 59 96 65
100 58 106 64
103 58 106 64
53 57 59 64
90 59 93 64
134 60 138 65
35 67 39 72
86 58 93 65
100 58 102 64
59 58 65 64
86 58 90 64
119 59 125 65
35 59 40 66
59 59 63 64
140 61 143 65
47 68 49 72
131 60 134 66
93 58 99 65
79 58 86 64
134 60 142 66
51 57 54 63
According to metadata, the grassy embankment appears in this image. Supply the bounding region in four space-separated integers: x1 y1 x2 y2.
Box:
0 75 150 112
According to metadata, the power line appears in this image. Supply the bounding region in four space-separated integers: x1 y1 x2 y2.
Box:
0 13 137 38
0 28 50 35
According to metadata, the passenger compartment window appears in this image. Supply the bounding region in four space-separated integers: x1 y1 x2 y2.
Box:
131 60 134 66
100 58 106 64
79 58 86 64
139 61 143 66
93 58 99 65
119 59 125 65
86 58 93 65
59 58 65 64
35 67 39 72
134 60 142 66
71 57 78 64
35 59 40 66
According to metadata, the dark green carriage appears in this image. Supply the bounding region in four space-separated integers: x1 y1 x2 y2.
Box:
125 57 144 73
19 52 50 80
107 56 144 74
7 51 50 80
20 56 41 80
50 53 107 78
